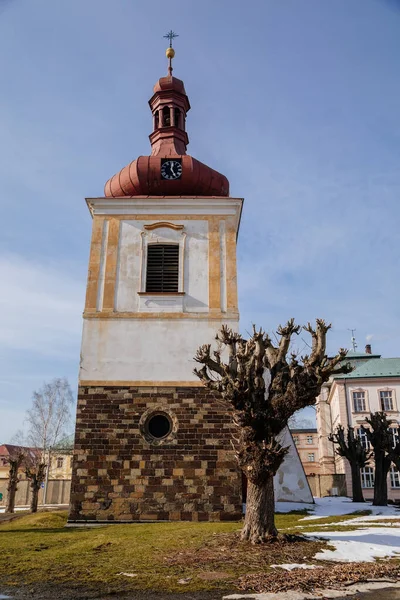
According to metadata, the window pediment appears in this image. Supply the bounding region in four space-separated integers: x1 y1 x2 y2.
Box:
144 222 184 231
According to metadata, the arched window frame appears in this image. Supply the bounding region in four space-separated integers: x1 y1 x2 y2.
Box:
173 107 181 128
162 105 171 127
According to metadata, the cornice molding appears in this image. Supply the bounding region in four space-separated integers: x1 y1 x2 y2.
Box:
85 196 243 234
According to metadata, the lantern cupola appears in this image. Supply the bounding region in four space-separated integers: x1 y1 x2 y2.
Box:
104 37 229 198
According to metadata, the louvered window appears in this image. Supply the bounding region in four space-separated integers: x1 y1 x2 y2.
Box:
146 244 179 293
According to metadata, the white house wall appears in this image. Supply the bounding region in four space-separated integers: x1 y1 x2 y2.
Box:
346 380 400 426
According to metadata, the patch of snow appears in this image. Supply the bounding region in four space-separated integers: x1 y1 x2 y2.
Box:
334 514 400 526
309 526 400 562
297 515 400 529
0 504 68 513
118 572 137 577
223 580 400 599
270 563 321 571
276 496 400 520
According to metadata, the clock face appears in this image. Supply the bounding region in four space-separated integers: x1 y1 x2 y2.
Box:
161 159 182 180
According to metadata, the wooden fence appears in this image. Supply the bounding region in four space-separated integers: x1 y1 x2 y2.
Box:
0 478 71 507
307 473 347 497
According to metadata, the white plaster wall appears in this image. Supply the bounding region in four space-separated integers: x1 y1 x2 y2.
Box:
274 426 314 503
330 386 342 431
114 220 209 313
316 391 337 474
80 317 238 382
114 220 141 312
183 220 209 312
346 380 400 426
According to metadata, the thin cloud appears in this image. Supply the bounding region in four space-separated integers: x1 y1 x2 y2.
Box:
0 254 83 358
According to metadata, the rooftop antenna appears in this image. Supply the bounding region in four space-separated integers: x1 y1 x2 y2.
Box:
348 328 357 352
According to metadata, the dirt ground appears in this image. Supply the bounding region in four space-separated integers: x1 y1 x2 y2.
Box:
1 587 228 600
1 583 400 600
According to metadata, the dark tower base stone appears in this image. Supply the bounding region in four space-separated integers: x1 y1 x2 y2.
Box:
68 385 242 522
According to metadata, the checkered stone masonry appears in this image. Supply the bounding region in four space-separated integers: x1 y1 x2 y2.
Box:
68 386 243 522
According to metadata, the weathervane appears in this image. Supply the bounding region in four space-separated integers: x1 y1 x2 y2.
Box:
164 30 178 75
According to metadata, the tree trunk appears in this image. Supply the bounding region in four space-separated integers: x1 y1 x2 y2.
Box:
30 481 40 513
241 476 277 543
350 463 364 503
5 461 21 514
373 452 389 506
5 479 17 514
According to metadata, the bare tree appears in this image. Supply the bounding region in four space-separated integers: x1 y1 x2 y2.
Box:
5 448 26 514
194 319 351 543
329 425 370 503
24 377 74 509
288 413 314 430
24 453 47 513
362 412 400 506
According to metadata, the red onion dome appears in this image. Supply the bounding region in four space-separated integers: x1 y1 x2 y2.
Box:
104 155 229 197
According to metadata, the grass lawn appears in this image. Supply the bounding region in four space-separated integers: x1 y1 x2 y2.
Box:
0 509 396 595
0 510 327 594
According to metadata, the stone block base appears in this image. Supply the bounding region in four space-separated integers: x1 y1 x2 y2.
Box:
68 385 242 522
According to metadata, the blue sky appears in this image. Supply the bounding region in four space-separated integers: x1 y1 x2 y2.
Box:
0 0 399 441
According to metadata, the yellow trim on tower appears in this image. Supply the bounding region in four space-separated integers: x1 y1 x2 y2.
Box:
208 217 221 311
226 219 238 311
84 216 105 311
87 214 223 222
84 214 239 315
102 218 120 311
83 311 239 320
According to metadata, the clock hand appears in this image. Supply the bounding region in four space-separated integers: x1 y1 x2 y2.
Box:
170 163 176 177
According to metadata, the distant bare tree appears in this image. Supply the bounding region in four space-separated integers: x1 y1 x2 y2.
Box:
362 412 400 506
5 448 25 514
329 425 370 502
24 454 47 513
24 377 74 510
194 319 352 543
288 413 314 430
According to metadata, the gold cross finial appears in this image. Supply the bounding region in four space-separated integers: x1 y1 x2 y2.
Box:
164 30 178 75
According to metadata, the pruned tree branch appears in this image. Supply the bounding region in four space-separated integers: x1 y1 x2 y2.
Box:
194 318 352 542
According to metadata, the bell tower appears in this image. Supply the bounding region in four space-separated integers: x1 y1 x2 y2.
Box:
69 36 243 523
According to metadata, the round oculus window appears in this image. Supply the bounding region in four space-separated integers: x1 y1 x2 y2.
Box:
146 413 172 440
